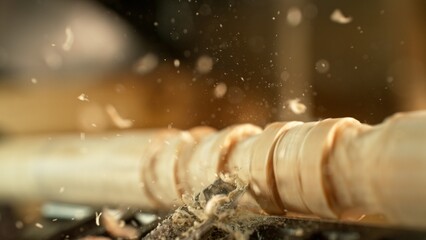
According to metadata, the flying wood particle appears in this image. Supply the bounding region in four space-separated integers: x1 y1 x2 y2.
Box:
105 104 133 129
174 59 180 67
77 93 89 102
213 83 227 98
62 27 74 51
95 212 103 226
330 9 353 24
35 222 44 229
287 98 307 114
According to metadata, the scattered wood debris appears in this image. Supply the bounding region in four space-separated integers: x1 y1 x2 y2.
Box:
143 174 255 240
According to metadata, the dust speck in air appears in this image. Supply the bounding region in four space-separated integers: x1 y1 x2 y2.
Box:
77 93 89 102
214 82 227 98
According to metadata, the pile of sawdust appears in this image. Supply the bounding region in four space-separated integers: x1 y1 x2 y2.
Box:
143 174 271 240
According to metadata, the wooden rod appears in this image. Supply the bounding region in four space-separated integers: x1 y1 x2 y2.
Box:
0 111 426 228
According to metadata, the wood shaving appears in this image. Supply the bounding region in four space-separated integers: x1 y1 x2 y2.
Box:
204 194 229 217
105 104 133 129
287 98 307 114
143 174 251 240
101 208 140 239
62 27 74 51
330 9 352 24
95 211 102 226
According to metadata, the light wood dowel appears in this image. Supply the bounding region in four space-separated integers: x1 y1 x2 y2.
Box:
1 111 426 228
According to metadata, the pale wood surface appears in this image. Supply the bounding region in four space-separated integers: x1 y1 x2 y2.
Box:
0 111 426 229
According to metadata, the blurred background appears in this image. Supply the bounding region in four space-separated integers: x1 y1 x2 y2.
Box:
1 0 426 238
1 0 426 135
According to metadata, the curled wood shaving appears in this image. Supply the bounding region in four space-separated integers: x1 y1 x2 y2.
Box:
101 208 140 239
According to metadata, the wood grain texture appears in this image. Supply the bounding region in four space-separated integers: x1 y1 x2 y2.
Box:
1 111 426 228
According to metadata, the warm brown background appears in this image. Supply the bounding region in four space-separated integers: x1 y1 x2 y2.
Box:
1 0 426 134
